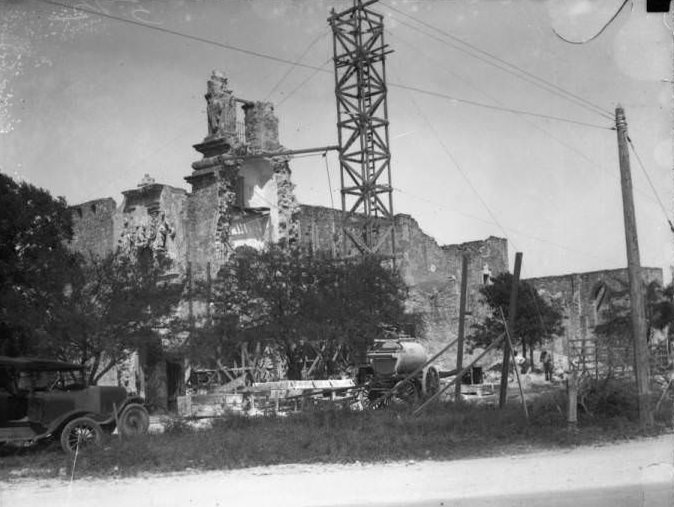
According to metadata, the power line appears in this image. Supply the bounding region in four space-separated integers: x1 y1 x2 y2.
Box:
323 151 335 210
277 59 332 107
392 82 613 131
263 31 328 102
393 67 516 249
393 186 496 227
389 62 621 265
553 0 631 45
392 186 615 263
37 0 330 73
382 1 614 121
626 135 674 233
385 28 613 130
388 28 665 215
37 0 609 131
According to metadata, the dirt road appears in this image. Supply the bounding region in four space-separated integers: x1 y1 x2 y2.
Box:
2 434 673 507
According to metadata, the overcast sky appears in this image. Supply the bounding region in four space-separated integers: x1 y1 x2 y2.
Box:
1 0 672 279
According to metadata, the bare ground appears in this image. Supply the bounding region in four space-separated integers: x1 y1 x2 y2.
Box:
2 433 673 507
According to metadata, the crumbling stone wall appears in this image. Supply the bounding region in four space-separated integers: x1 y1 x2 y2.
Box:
185 71 295 278
115 178 187 271
185 170 224 278
399 220 508 369
527 267 664 370
244 101 280 153
69 179 186 267
272 157 299 246
69 198 117 258
295 205 509 369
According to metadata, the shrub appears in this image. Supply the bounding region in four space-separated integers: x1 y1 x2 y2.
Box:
578 379 639 421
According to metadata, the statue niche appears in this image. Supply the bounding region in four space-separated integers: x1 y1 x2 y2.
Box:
205 70 237 140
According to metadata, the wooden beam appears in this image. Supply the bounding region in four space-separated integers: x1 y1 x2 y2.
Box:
455 255 469 401
191 145 339 171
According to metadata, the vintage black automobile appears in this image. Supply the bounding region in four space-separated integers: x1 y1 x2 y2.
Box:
0 356 149 453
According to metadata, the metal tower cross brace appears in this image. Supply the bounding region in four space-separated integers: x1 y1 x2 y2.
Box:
329 0 395 258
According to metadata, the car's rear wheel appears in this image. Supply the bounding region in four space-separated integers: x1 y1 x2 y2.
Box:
118 403 150 437
60 417 103 453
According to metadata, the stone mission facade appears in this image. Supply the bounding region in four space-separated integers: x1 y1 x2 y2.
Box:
69 71 666 405
68 72 509 406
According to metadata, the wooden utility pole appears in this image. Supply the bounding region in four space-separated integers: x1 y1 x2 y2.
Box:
615 105 653 427
499 252 523 408
454 255 469 401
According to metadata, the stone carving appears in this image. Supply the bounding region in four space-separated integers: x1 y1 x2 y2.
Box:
205 70 237 139
153 212 176 251
138 173 155 187
119 212 176 258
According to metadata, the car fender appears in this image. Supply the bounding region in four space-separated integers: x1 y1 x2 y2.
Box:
47 409 111 437
114 396 146 416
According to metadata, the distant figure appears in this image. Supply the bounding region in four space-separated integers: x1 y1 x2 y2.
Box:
542 350 554 381
520 356 529 374
512 351 525 381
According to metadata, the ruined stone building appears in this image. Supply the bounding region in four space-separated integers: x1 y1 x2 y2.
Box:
67 71 511 405
528 267 664 372
67 71 666 406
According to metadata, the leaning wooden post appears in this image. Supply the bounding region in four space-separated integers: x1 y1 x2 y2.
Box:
187 261 194 330
113 402 122 441
499 252 523 408
500 308 529 421
414 333 505 415
567 369 578 431
454 255 469 401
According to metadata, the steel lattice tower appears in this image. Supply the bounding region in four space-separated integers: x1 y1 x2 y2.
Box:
329 0 395 258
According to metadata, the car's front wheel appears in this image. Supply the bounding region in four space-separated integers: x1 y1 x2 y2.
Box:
60 416 103 453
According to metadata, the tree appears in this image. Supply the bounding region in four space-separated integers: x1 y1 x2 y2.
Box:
646 282 674 334
468 273 564 366
0 173 186 384
594 281 674 372
595 281 673 341
188 246 421 379
0 173 76 356
45 248 185 384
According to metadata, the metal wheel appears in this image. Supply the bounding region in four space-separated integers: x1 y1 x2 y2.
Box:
367 392 392 410
118 403 150 437
422 366 440 398
60 417 102 453
394 379 420 405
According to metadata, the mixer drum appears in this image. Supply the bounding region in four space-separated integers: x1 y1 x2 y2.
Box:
367 340 427 376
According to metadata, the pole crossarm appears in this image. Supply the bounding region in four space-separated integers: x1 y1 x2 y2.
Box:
330 0 395 258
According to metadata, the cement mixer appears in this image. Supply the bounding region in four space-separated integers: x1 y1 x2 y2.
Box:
357 338 440 408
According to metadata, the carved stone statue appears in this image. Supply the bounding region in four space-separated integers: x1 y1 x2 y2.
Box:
205 70 236 139
153 212 175 251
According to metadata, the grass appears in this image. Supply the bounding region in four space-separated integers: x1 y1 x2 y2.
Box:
1 386 671 481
